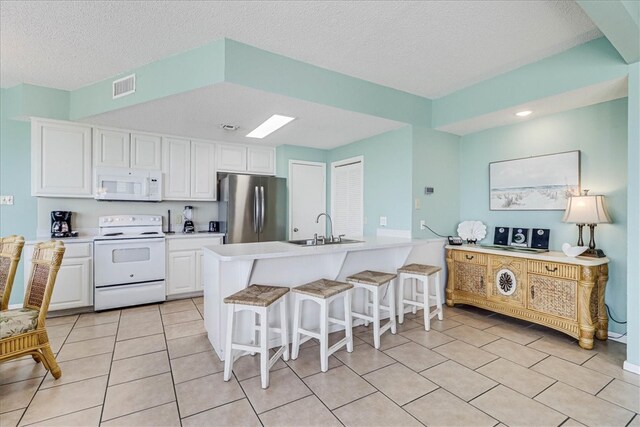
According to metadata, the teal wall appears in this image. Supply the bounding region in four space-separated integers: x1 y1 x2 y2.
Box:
626 62 639 366
275 145 328 179
327 127 413 236
459 99 628 334
0 88 37 305
411 127 461 238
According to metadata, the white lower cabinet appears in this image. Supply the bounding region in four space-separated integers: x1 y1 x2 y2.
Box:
23 242 93 311
166 237 222 296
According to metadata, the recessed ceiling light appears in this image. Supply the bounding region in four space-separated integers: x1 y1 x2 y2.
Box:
246 114 295 139
516 110 532 117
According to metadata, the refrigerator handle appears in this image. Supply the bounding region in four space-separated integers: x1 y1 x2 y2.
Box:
260 186 265 232
253 186 259 234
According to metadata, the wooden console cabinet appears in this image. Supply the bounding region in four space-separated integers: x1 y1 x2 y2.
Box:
445 245 609 349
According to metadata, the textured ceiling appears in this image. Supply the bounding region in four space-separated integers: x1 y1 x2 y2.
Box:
0 1 601 98
79 83 405 149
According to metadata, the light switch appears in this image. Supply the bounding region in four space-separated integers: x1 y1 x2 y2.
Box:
415 198 420 210
0 195 14 205
380 216 387 227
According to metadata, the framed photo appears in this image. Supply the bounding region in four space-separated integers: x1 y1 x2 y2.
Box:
489 151 580 211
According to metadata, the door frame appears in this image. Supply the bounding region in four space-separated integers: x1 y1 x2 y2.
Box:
288 160 327 238
330 155 364 237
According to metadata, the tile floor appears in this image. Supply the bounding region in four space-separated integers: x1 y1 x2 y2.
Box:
1 298 638 427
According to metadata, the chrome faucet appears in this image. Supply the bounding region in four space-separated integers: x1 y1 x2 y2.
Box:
316 213 335 243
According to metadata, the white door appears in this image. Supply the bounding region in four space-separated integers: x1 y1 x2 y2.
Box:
131 133 162 170
162 137 191 199
289 161 326 240
217 144 247 172
247 147 275 175
32 120 93 197
167 251 196 295
331 156 364 237
190 140 217 200
93 128 130 168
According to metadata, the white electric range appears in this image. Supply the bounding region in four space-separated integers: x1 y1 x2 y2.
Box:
93 215 166 311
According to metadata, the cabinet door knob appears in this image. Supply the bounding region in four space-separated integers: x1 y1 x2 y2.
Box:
530 285 535 299
545 266 558 273
293 228 299 232
465 255 474 260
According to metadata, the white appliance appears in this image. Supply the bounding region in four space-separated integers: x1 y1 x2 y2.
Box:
94 167 162 201
94 215 166 310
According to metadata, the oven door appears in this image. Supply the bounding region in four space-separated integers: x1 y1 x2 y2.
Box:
94 238 165 287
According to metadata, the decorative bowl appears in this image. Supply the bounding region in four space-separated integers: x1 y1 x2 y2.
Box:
562 243 588 258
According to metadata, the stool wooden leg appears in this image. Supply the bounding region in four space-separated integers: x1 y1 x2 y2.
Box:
344 290 354 352
435 271 443 320
424 279 431 331
364 288 371 327
398 275 405 325
389 280 397 334
372 287 381 349
320 299 329 372
411 279 417 314
280 296 289 361
251 312 259 356
223 304 235 381
260 307 269 389
292 294 302 360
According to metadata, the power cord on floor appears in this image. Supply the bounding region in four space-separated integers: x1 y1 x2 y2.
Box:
605 303 627 324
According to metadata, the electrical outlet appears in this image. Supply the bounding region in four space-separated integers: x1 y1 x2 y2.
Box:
420 220 426 230
175 214 183 224
380 216 387 227
0 195 14 205
414 198 420 210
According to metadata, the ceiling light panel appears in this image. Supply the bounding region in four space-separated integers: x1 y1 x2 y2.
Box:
246 114 296 139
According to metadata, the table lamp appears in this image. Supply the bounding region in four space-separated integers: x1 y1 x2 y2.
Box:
562 190 611 258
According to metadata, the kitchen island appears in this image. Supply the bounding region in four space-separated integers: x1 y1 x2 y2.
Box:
202 237 445 360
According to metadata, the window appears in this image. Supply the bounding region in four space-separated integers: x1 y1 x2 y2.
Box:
331 156 363 237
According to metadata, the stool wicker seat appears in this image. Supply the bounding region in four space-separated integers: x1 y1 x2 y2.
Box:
291 279 353 372
223 284 289 389
346 270 397 349
397 263 443 331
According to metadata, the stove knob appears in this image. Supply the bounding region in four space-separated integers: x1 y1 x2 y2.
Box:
130 217 135 222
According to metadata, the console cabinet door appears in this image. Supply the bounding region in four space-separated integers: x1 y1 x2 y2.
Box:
528 274 578 321
190 140 217 200
32 120 93 197
167 251 197 295
131 133 162 170
162 137 191 199
93 128 130 168
453 261 487 297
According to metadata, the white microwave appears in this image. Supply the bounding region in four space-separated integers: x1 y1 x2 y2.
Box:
94 168 162 201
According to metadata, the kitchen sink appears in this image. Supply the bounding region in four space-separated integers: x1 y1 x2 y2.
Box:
287 238 363 246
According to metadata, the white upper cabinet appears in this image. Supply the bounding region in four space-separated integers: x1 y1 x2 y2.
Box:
191 140 217 200
131 133 162 170
217 144 275 175
247 147 275 175
32 119 93 197
162 137 191 199
163 137 217 201
93 128 130 168
217 144 247 172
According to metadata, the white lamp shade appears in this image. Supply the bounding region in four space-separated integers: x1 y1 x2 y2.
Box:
562 195 612 224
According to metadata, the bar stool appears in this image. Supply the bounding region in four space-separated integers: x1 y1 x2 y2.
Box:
291 279 353 372
346 270 397 349
223 284 290 389
397 264 443 331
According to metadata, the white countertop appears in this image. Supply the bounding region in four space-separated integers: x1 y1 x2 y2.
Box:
165 232 225 240
203 237 435 261
446 244 609 266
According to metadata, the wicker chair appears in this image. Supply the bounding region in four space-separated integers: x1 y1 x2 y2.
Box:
0 235 25 311
0 240 65 378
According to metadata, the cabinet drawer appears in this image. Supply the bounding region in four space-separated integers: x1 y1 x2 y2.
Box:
61 242 92 258
528 274 577 321
452 250 487 265
168 237 222 252
528 260 578 280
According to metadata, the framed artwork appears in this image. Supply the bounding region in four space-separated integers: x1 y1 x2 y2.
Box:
489 151 580 211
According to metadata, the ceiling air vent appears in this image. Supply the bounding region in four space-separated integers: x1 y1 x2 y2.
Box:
112 74 136 99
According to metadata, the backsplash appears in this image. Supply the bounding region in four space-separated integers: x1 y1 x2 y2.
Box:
37 198 219 234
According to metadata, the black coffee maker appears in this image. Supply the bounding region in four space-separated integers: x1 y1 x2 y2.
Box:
51 211 73 237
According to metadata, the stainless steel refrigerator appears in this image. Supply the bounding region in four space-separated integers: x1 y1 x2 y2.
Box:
219 174 287 243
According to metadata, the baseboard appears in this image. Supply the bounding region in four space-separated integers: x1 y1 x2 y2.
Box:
623 360 640 374
608 332 627 344
8 303 21 310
